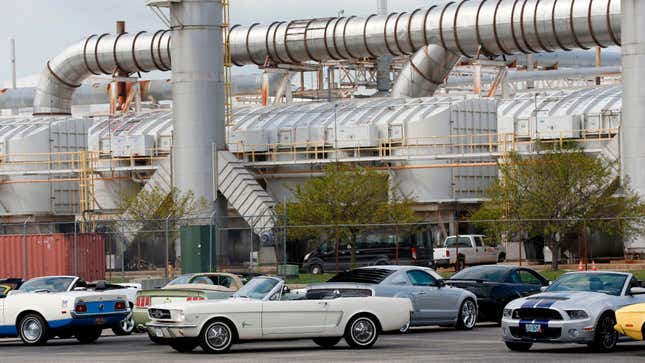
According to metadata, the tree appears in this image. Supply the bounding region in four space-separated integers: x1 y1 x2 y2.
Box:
471 144 645 269
280 164 419 267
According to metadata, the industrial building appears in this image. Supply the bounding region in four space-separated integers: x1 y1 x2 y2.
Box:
0 0 642 270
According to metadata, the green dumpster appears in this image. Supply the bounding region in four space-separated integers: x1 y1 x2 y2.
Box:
180 225 217 273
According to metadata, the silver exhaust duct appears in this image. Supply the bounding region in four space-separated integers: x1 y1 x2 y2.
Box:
33 31 171 115
390 45 459 98
228 0 621 65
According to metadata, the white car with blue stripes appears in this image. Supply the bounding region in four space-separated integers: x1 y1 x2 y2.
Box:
0 276 131 346
501 271 645 352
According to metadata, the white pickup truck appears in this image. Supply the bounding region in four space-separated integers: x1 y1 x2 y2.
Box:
433 235 506 270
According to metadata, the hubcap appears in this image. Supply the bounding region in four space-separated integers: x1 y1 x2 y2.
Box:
120 314 134 332
600 317 617 348
462 300 477 328
312 266 321 274
352 318 375 344
206 323 230 349
23 318 42 342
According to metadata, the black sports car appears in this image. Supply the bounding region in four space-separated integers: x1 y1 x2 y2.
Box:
446 265 549 322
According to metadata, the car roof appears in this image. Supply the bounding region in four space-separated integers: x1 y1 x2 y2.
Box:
357 265 431 272
561 271 630 276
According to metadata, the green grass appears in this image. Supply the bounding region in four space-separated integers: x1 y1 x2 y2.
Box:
286 273 334 285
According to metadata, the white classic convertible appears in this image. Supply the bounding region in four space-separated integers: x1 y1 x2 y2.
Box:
0 276 131 345
146 276 413 353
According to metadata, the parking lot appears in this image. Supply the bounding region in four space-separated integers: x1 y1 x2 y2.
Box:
1 325 644 363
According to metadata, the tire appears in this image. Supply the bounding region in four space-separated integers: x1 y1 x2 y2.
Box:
455 299 478 330
75 328 102 344
312 337 341 348
588 312 618 352
344 315 379 349
498 253 506 263
199 319 235 354
505 342 532 351
112 313 135 336
170 339 199 353
309 263 324 275
455 257 466 272
18 313 49 346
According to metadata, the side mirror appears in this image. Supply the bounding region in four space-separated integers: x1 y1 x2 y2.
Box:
437 280 446 288
629 287 645 295
282 285 291 294
346 244 352 250
540 286 548 292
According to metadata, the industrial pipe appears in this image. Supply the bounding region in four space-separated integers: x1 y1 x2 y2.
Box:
228 0 621 65
33 31 171 115
391 45 460 98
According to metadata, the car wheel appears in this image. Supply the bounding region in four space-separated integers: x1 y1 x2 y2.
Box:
199 319 235 354
505 342 532 351
312 337 341 348
112 313 135 336
455 298 477 330
344 315 379 349
75 327 102 344
170 339 199 353
18 313 49 346
310 264 324 275
588 312 618 352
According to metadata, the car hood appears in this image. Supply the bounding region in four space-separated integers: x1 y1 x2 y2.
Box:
507 291 615 310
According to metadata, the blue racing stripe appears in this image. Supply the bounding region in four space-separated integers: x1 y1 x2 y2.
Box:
521 300 536 309
536 300 557 308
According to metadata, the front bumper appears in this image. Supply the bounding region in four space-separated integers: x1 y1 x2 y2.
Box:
615 321 644 341
146 321 200 339
502 317 595 344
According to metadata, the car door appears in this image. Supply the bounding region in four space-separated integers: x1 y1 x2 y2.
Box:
406 269 458 322
472 237 485 264
262 298 328 336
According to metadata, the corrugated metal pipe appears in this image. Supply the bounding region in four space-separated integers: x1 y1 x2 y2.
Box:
33 31 171 115
35 0 622 113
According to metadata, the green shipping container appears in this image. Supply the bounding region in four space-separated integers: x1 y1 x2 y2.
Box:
180 225 217 274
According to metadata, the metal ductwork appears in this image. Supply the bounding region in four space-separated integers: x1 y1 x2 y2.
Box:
33 31 171 115
391 45 460 98
228 0 621 66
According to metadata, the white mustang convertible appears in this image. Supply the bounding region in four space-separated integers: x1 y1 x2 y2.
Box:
146 276 413 353
0 276 131 345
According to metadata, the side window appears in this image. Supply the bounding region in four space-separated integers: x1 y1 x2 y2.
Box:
406 270 438 287
518 270 542 285
507 271 522 284
459 237 472 248
320 242 335 255
475 237 484 247
192 276 213 285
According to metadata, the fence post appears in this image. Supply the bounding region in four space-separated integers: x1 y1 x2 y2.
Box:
455 220 460 272
23 217 31 280
74 221 78 276
282 197 287 266
120 221 125 282
209 211 216 272
165 216 170 282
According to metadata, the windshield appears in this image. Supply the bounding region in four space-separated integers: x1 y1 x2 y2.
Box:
167 275 192 286
19 277 75 293
546 273 627 296
233 277 280 300
452 266 508 282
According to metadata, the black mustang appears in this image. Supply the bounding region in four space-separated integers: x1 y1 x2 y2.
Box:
446 265 549 323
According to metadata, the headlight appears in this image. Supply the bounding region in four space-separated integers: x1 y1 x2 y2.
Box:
303 252 312 261
503 309 512 319
566 310 588 320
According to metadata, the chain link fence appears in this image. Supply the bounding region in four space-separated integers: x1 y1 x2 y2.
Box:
0 215 642 283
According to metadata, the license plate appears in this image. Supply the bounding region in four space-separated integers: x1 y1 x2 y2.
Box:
95 317 105 325
525 324 542 333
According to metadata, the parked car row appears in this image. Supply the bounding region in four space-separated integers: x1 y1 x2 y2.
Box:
3 267 645 355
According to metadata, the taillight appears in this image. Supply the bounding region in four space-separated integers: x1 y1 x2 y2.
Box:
75 304 87 313
186 296 205 302
446 250 450 257
115 301 127 310
411 247 417 260
136 296 151 307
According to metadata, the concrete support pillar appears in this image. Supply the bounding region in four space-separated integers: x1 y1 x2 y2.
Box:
621 0 645 254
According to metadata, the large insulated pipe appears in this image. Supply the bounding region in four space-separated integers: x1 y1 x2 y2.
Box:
375 0 392 92
391 45 459 98
169 0 225 210
32 31 171 115
621 0 645 249
228 0 621 65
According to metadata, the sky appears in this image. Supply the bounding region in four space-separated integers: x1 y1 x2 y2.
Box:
0 0 436 84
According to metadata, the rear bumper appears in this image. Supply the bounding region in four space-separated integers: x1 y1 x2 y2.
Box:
49 314 127 330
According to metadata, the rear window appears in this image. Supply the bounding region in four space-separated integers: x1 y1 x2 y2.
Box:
452 266 509 282
328 268 394 284
444 237 472 248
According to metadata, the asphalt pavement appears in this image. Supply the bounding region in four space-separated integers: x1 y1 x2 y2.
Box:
1 325 644 363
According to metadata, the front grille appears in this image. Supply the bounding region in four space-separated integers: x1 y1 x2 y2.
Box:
512 308 563 320
509 327 562 340
148 308 171 320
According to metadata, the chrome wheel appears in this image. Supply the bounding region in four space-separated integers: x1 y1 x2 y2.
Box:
201 321 233 353
351 318 376 345
461 300 477 328
120 315 135 332
310 264 323 275
22 318 42 342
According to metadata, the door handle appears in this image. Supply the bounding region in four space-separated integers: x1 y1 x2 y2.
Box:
319 301 328 306
417 291 426 295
